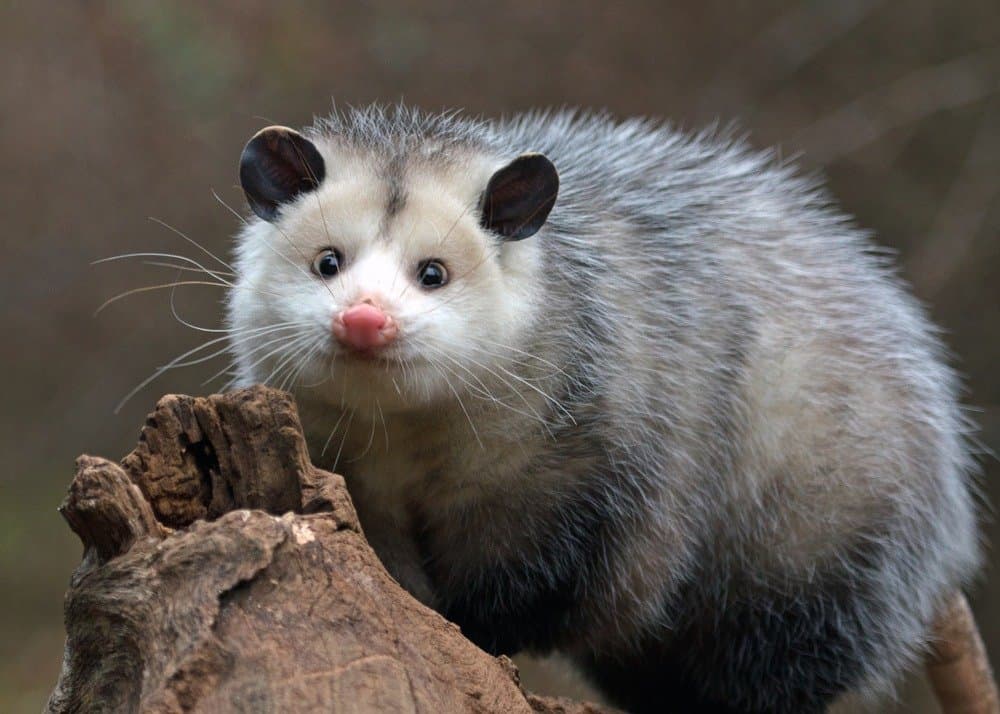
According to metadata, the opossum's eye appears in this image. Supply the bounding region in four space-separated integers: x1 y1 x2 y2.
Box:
312 248 343 278
417 259 448 289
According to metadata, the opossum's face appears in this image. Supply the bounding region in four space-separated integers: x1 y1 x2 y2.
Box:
228 126 557 413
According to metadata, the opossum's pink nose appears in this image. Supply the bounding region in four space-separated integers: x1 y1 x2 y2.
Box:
333 300 397 353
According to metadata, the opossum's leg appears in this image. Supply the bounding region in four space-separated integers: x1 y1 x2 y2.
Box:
576 577 879 714
352 499 437 607
369 531 436 606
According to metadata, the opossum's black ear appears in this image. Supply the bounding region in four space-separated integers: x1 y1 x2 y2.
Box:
239 126 326 221
480 153 558 241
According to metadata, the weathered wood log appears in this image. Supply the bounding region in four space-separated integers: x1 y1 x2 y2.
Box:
47 386 614 714
927 593 1000 714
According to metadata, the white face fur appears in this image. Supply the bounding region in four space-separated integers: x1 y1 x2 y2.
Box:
227 130 550 417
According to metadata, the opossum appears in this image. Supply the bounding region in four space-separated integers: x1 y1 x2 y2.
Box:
227 105 981 713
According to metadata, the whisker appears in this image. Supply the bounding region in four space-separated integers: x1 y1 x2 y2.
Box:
277 336 327 392
375 396 389 453
94 252 235 283
95 280 230 315
321 407 351 459
204 333 314 388
113 321 303 413
468 337 568 377
257 333 316 389
465 344 564 382
210 330 311 386
212 188 250 226
346 398 378 463
296 350 337 390
331 408 356 473
149 216 235 272
490 358 576 424
426 346 555 437
214 188 342 299
426 358 483 449
143 261 237 278
170 324 301 372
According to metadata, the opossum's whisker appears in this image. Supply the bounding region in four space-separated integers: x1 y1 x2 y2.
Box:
425 357 483 449
171 323 301 372
212 189 250 225
277 336 327 391
273 339 317 391
298 340 331 388
375 396 389 453
331 408 357 472
211 330 311 387
294 143 339 272
398 234 503 320
427 351 523 415
465 345 564 382
320 407 351 459
213 188 342 301
345 396 378 464
257 213 342 299
297 350 337 390
257 333 317 389
389 216 417 300
486 359 574 424
433 355 498 402
468 338 568 377
395 206 474 304
143 261 237 278
148 216 235 272
114 321 302 413
449 346 570 425
428 347 555 436
275 343 311 391
212 327 315 389
412 243 513 318
95 280 230 315
391 217 428 303
424 345 514 404
165 272 226 336
95 253 284 307
214 340 312 390
167 293 228 335
94 252 235 283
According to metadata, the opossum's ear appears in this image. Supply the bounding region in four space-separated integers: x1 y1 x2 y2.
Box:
239 126 326 221
480 153 558 241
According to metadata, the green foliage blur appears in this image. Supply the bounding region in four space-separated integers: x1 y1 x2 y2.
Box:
1 1 997 711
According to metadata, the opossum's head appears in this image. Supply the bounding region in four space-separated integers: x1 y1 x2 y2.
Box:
227 125 558 412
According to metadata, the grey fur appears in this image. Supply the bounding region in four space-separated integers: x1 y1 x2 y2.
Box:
229 105 981 713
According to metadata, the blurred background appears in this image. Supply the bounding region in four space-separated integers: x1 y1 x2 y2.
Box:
2 1 998 711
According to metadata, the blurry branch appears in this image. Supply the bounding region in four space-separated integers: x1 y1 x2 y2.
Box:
694 0 886 116
792 47 1000 164
906 104 1000 297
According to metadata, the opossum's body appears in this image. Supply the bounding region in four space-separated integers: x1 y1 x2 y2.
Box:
228 106 979 713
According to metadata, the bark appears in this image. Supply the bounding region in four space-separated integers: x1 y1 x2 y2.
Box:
47 386 614 714
927 593 1000 714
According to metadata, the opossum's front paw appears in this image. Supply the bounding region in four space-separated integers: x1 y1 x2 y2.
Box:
385 557 438 608
370 545 438 608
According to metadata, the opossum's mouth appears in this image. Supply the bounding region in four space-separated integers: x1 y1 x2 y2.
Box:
334 344 424 370
339 346 387 362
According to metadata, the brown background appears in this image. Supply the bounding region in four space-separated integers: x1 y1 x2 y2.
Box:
1 1 997 711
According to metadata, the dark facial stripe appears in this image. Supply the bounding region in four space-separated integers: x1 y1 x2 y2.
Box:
379 153 407 236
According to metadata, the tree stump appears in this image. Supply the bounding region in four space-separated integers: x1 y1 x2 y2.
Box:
47 386 614 714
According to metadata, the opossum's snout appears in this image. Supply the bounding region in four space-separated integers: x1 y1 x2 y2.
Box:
332 297 398 354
